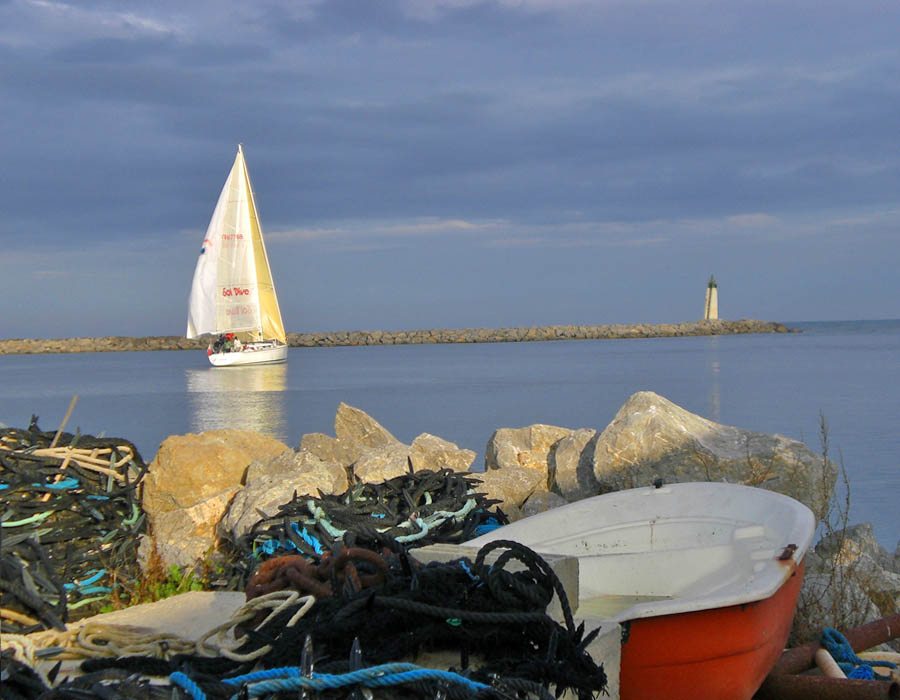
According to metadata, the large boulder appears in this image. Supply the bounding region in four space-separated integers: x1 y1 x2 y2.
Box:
521 491 569 518
307 405 475 482
222 450 348 540
548 428 599 501
812 523 900 618
299 432 361 469
816 523 896 573
334 402 399 449
792 572 883 646
485 424 573 490
468 466 544 516
141 430 289 567
409 433 475 472
353 442 413 483
591 391 836 518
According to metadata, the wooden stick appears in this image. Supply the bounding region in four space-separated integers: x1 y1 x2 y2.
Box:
815 648 846 678
49 395 79 449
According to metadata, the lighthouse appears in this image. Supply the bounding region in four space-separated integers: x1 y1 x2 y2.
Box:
704 275 718 320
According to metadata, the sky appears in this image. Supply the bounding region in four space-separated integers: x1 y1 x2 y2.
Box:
2 0 899 339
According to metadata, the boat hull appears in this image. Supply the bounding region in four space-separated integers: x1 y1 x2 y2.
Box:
464 482 815 700
619 557 805 700
208 343 287 366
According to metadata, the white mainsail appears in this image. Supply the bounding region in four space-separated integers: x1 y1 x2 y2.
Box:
186 145 286 345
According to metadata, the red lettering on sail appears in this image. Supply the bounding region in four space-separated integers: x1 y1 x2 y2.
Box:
225 304 254 317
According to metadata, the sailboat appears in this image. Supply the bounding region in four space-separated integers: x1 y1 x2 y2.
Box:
186 145 288 366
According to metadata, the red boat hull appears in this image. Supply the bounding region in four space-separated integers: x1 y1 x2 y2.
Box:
619 558 805 700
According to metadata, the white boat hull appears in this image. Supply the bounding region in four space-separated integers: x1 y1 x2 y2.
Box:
208 343 287 366
466 482 816 700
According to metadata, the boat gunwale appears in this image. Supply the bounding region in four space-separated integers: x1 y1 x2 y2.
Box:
467 482 816 622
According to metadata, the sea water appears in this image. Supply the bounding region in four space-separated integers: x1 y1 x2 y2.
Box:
1 320 898 546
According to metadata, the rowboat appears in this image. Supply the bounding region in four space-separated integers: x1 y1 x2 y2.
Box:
466 481 816 700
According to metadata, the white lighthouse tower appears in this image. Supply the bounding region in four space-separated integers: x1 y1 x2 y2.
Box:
704 275 718 320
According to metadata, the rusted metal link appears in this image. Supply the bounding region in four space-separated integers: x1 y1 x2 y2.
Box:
757 674 899 700
244 547 389 600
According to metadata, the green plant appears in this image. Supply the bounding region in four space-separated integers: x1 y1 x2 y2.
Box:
100 542 210 612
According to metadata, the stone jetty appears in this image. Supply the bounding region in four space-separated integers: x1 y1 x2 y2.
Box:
0 318 794 355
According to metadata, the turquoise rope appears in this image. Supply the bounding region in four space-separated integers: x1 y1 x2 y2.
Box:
67 595 108 610
64 569 106 589
34 478 80 490
2 511 53 527
122 502 140 526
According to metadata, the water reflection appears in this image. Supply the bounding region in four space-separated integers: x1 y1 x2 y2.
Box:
185 364 287 439
705 337 721 422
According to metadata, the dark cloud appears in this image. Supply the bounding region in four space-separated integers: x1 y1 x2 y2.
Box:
1 0 899 335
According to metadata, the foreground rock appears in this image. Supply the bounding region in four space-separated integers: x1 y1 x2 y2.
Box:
485 424 573 489
793 523 900 646
141 430 289 566
548 428 600 501
142 393 838 574
591 391 837 519
221 451 348 541
470 466 544 518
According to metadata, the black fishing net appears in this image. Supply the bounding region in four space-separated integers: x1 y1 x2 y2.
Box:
0 418 148 633
227 466 508 585
82 540 607 700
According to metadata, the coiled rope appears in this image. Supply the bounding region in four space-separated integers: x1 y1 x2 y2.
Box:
231 467 507 582
82 540 606 700
0 418 148 634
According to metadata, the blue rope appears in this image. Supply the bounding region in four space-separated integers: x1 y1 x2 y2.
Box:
474 516 502 535
820 627 897 679
294 523 324 554
458 560 479 581
169 671 206 700
221 663 490 698
849 665 876 680
34 478 80 490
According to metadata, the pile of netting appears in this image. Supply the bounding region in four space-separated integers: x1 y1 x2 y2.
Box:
228 467 508 584
0 418 148 634
40 540 605 700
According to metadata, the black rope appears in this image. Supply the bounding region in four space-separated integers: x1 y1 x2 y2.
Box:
0 419 148 633
227 466 508 585
83 541 606 700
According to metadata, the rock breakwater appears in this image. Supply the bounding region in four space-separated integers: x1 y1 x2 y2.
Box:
0 319 794 355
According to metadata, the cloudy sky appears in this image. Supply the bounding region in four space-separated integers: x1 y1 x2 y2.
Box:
3 0 898 338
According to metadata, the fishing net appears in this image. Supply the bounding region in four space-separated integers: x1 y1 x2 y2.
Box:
79 540 606 699
228 466 508 584
0 418 148 634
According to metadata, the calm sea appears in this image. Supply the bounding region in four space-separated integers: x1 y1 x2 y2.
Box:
2 320 898 546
